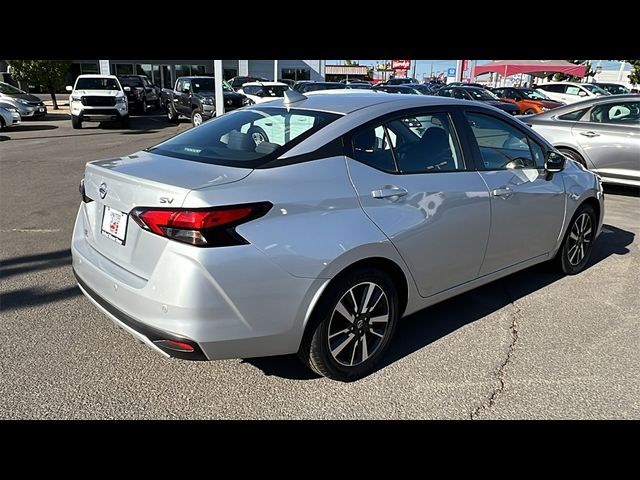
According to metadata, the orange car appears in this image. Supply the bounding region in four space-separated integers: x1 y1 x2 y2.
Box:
491 87 565 114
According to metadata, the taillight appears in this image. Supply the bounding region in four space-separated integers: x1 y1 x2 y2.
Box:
130 202 272 247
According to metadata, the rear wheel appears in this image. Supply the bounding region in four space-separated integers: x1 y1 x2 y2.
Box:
524 108 537 115
558 148 587 168
166 101 179 123
71 115 82 129
299 268 399 382
553 203 597 275
119 114 130 128
140 98 148 114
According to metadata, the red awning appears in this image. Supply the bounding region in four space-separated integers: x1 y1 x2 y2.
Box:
474 60 586 78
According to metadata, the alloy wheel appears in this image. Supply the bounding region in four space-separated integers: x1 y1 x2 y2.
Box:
327 282 390 367
193 112 203 126
567 212 593 266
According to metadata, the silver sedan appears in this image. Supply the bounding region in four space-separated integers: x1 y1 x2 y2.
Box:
523 94 639 187
0 105 21 129
72 91 604 381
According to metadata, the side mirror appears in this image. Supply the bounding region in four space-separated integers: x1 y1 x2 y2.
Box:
66 85 72 92
578 90 587 97
545 151 566 173
123 86 131 92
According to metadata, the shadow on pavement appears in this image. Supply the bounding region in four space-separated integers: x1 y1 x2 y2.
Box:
0 135 10 142
0 285 80 311
0 248 72 278
604 184 640 198
12 124 58 132
41 113 70 121
245 223 634 381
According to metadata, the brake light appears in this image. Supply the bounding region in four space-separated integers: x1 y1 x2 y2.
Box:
130 202 272 247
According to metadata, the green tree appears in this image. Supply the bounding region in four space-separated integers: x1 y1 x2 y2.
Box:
625 60 640 85
6 60 72 110
549 60 595 82
344 60 354 66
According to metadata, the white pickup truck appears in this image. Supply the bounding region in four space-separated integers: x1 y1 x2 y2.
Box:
66 74 129 129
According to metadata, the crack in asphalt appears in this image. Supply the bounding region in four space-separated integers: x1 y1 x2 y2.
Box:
470 280 521 419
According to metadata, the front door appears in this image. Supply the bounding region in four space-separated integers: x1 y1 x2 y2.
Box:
345 109 491 297
572 99 640 184
463 110 566 275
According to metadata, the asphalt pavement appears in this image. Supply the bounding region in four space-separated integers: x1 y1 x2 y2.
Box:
1 111 638 419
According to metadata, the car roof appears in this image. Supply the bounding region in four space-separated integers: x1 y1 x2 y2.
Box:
76 74 118 79
247 91 470 115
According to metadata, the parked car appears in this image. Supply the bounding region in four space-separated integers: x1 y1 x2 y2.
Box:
491 87 565 114
534 82 610 104
446 82 489 89
278 78 296 88
591 82 632 95
0 81 47 118
437 86 520 115
66 75 128 129
294 82 346 94
71 92 603 381
236 82 290 104
228 76 269 90
117 75 162 113
340 79 370 85
384 77 419 85
0 105 21 130
402 83 438 95
523 94 639 187
162 76 250 127
373 85 421 95
346 83 373 90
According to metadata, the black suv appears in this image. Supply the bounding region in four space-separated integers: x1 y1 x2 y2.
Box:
117 75 162 113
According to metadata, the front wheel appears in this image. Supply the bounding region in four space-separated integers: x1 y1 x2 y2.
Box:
71 115 82 129
524 108 537 115
553 203 597 275
140 98 148 114
191 108 204 127
166 101 179 123
299 268 399 381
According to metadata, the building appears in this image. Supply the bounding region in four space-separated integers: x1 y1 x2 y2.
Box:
324 64 370 82
68 60 325 88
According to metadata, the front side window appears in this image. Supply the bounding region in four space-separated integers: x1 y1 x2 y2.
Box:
581 84 608 95
466 112 538 170
588 101 640 124
438 88 452 97
466 88 499 101
149 107 341 167
452 89 468 100
520 88 551 101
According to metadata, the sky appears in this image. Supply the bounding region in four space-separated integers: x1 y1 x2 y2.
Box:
327 60 630 79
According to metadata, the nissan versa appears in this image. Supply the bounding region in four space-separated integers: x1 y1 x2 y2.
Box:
72 91 604 381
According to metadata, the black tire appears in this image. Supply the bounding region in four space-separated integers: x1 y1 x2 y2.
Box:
524 108 537 115
140 98 148 114
298 268 399 382
553 203 597 275
248 126 269 145
155 99 162 110
558 148 587 168
119 114 130 128
71 115 82 129
0 117 5 130
166 101 179 123
191 108 205 127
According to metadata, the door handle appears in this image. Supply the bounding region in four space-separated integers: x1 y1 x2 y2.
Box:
371 186 408 200
579 131 600 138
491 187 513 198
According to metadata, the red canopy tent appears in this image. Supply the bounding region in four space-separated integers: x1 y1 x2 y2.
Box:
474 60 586 79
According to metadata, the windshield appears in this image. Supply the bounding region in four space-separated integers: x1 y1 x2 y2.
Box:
520 88 552 100
600 84 630 95
467 88 499 100
149 107 341 168
581 84 609 95
119 77 144 87
0 82 26 95
76 77 121 90
261 85 290 97
191 78 233 92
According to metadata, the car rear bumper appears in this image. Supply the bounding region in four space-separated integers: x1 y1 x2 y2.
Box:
71 204 318 361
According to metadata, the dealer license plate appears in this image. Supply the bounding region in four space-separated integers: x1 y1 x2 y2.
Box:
101 206 128 245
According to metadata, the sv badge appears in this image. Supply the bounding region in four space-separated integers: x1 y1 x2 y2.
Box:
159 197 174 204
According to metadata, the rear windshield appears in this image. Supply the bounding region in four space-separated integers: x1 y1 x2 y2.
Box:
148 107 341 168
119 77 144 87
75 77 121 90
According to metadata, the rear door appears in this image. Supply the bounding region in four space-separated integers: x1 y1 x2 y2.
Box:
461 109 566 275
345 107 491 297
571 99 640 184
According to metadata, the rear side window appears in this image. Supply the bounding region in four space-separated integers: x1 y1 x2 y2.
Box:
149 107 341 168
558 108 588 121
565 86 581 95
351 125 397 172
539 84 564 93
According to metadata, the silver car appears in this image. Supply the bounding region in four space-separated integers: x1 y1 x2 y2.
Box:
524 94 639 187
0 105 21 129
72 92 604 381
0 81 47 118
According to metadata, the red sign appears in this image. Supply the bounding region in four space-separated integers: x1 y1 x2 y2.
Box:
462 60 468 71
392 60 411 70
